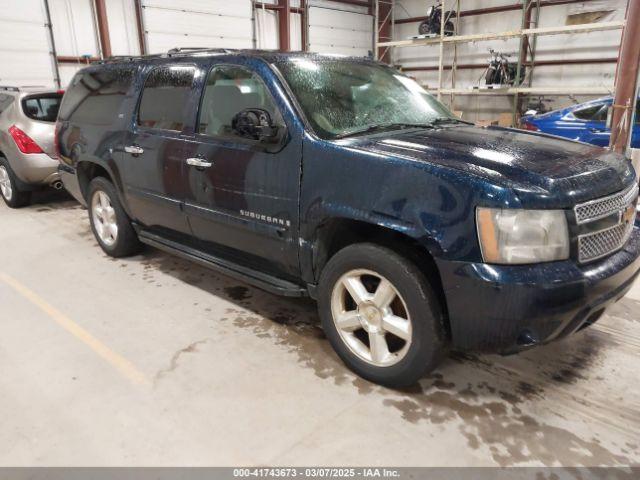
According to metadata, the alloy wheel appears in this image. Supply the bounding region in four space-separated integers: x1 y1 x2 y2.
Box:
91 190 118 247
330 269 412 367
0 166 13 201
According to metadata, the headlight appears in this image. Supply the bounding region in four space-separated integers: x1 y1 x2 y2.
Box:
476 208 569 264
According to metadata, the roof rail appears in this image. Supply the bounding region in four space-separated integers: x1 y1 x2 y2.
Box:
166 47 237 56
98 53 165 64
0 86 20 92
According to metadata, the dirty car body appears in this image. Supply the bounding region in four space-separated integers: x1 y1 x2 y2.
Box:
0 88 63 189
56 51 640 385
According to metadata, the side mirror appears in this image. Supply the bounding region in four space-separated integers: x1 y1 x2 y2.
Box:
232 108 279 142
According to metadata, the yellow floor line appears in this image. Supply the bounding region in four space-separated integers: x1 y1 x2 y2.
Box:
0 272 151 387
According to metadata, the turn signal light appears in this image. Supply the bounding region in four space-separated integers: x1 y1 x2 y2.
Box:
9 125 44 154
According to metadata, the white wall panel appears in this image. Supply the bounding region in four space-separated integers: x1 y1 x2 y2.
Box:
255 8 279 50
106 0 140 56
49 0 100 57
0 0 57 87
58 64 84 88
308 5 373 57
141 0 253 54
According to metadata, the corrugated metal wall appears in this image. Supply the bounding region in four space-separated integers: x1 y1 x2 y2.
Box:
308 4 373 56
140 0 254 53
0 0 58 87
1 0 373 89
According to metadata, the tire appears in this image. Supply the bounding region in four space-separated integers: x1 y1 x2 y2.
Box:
418 21 431 35
318 243 445 388
444 20 455 36
87 177 142 258
0 158 31 208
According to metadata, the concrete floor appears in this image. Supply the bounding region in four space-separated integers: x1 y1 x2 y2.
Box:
0 191 639 467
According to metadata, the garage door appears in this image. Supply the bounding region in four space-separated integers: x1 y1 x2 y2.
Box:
0 0 57 88
140 0 254 54
307 4 373 57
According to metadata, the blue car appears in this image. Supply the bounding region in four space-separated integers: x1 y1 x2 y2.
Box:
520 96 640 148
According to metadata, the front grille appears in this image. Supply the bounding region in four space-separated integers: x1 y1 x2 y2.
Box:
578 221 634 263
574 184 639 224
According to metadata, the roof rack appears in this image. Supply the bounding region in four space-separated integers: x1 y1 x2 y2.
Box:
98 47 240 64
166 47 237 56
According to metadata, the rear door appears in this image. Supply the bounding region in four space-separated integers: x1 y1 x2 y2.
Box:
182 60 302 278
121 63 199 239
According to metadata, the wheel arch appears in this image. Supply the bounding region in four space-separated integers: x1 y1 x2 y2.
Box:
311 217 451 340
76 160 134 218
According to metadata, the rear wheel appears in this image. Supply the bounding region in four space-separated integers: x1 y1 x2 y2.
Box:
88 177 142 257
318 243 445 388
0 158 31 208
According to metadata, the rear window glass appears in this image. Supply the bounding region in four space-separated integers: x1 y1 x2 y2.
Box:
22 94 63 122
58 67 135 125
138 65 196 131
573 104 605 121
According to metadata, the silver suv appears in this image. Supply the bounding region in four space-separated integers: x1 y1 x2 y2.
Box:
0 86 64 208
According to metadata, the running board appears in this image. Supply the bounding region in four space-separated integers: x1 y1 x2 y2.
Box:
138 230 307 297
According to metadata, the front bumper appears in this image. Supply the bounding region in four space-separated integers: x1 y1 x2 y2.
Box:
58 164 86 206
437 226 640 353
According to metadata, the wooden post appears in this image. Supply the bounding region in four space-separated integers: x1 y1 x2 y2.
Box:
278 0 291 52
94 0 112 59
610 0 640 154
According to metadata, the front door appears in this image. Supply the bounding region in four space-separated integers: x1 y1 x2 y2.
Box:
182 62 302 278
120 63 198 238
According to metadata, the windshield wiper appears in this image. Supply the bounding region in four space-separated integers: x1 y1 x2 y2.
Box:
334 123 435 139
429 117 473 126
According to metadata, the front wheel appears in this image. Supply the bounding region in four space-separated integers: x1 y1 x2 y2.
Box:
318 243 445 388
88 177 142 258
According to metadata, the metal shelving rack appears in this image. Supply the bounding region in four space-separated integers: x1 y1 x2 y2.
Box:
374 0 625 123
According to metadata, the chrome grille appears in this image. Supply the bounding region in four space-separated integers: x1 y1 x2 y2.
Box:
574 184 639 224
578 221 634 263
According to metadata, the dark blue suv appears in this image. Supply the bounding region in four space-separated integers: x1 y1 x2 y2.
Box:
56 50 640 387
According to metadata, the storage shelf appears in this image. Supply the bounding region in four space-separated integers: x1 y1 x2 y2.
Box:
379 20 625 48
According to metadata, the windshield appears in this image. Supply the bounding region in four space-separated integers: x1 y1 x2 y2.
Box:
276 57 455 139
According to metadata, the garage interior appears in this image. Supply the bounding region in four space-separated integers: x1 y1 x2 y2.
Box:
1 0 640 470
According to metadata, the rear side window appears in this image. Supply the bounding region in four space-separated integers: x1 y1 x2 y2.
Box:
635 99 639 125
138 65 196 131
58 67 135 125
22 94 63 122
573 104 605 121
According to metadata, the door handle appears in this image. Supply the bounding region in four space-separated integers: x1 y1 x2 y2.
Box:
124 145 144 155
186 157 213 168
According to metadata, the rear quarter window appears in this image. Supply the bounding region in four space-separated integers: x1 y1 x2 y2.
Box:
22 94 63 122
58 67 136 125
573 104 605 121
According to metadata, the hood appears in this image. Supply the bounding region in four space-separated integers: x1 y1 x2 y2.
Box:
345 125 635 207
